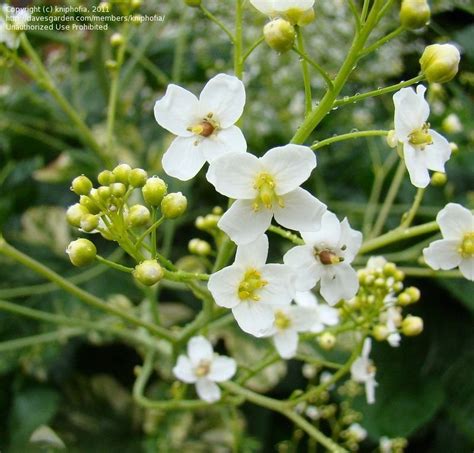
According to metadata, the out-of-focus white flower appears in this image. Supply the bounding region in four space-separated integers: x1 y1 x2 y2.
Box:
379 437 394 453
0 6 30 49
423 203 473 281
207 145 326 245
173 336 236 403
442 113 463 134
351 338 377 404
366 256 387 271
294 291 339 332
305 405 320 420
208 235 296 336
154 74 246 181
393 85 451 188
263 304 316 359
284 211 362 305
250 0 314 18
383 306 402 347
347 423 367 442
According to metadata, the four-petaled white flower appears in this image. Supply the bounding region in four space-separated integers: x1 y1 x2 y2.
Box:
207 144 326 245
284 211 362 305
294 291 339 333
0 6 30 49
351 338 377 405
154 73 246 181
393 85 451 188
208 234 296 336
250 0 314 17
173 336 236 403
262 303 317 359
423 203 473 281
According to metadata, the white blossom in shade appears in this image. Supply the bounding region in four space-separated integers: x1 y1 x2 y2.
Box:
172 336 236 403
380 437 394 453
154 73 246 181
283 211 362 305
207 145 326 245
208 235 296 336
0 6 30 49
423 203 474 281
351 338 377 405
305 405 320 420
393 85 451 188
347 423 367 442
263 304 317 359
294 291 339 333
366 256 387 271
250 0 314 17
384 306 402 348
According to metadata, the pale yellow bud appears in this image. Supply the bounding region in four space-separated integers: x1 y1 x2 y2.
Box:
401 315 424 336
263 18 295 53
400 0 430 30
420 44 460 84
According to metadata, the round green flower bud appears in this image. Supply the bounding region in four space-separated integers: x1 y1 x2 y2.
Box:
66 203 89 228
397 292 412 306
431 171 447 186
129 168 148 187
449 142 459 154
142 177 167 206
373 325 389 341
71 175 93 196
442 113 463 134
400 0 430 30
129 204 151 227
405 286 421 303
80 195 101 214
263 18 296 53
80 214 99 232
110 33 124 47
184 0 201 6
318 332 336 350
285 7 315 26
97 170 115 186
420 44 460 84
97 186 112 201
110 182 127 198
383 262 397 276
133 260 164 286
401 315 424 336
386 130 398 148
161 192 187 219
66 238 97 267
131 0 142 8
188 238 212 256
105 59 118 71
112 163 132 184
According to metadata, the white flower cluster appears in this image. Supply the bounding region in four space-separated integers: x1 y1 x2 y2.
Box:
0 5 30 50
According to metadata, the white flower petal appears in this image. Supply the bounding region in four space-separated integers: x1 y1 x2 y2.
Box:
199 74 246 128
232 301 275 336
218 199 273 245
208 356 237 382
187 336 214 366
365 377 377 404
260 264 296 305
424 130 451 172
301 211 341 249
393 85 429 140
173 355 197 383
436 203 473 239
338 218 362 263
260 145 316 195
320 263 359 305
206 152 260 199
208 265 244 309
273 188 327 232
459 258 474 281
289 306 319 332
294 290 318 307
235 234 269 268
273 329 299 359
351 357 370 382
317 304 340 327
249 0 274 15
403 144 430 188
362 337 372 358
195 378 221 403
154 84 199 136
162 136 207 181
199 126 247 163
423 239 462 270
283 245 320 291
273 0 315 11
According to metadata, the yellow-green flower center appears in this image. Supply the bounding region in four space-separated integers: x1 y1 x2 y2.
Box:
195 359 211 377
188 113 219 137
458 232 474 258
238 268 268 301
252 172 284 211
275 310 292 330
409 123 433 149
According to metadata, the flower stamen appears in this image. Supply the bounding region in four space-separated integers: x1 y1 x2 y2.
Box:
458 232 474 258
253 172 284 210
238 268 268 301
409 123 433 149
195 359 211 377
275 310 291 330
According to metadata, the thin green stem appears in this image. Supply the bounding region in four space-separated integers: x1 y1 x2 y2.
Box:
200 5 235 43
268 226 304 245
172 11 188 83
400 188 425 228
398 267 464 278
311 130 388 151
371 159 406 238
295 354 343 370
296 27 312 115
212 236 236 272
241 36 264 63
234 0 244 78
333 75 424 108
361 25 405 56
292 45 334 92
95 255 133 273
347 0 361 32
163 269 209 282
237 351 280 385
135 215 164 249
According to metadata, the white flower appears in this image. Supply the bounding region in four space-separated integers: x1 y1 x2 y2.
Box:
284 211 362 305
423 203 473 281
305 405 320 420
382 305 402 348
393 85 451 188
294 291 339 332
154 73 246 181
263 304 316 359
208 235 296 336
0 6 30 49
172 336 236 403
351 338 377 405
207 144 326 245
366 256 387 271
250 0 314 17
347 423 367 442
380 437 394 453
